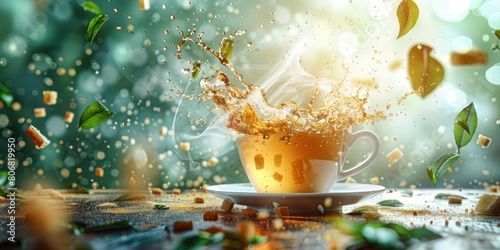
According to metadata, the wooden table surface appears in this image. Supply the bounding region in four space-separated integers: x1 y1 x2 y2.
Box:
1 187 499 249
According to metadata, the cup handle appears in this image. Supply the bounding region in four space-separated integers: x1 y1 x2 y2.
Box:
338 130 379 181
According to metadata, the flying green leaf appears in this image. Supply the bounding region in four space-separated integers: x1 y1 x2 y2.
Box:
434 193 467 200
84 220 133 233
86 14 108 44
113 193 146 201
220 39 234 60
377 199 404 207
427 153 460 185
78 101 115 129
154 204 170 210
0 84 13 107
408 44 444 98
454 102 477 151
0 171 7 186
495 30 500 40
396 0 419 39
81 1 102 14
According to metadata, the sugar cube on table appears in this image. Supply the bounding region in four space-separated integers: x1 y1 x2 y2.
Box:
221 198 235 212
274 206 289 218
203 211 218 221
173 221 193 233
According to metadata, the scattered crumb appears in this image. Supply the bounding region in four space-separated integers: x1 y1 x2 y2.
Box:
274 206 289 218
455 221 461 226
448 196 462 205
0 196 5 203
273 218 284 230
172 188 181 195
370 177 379 185
242 208 257 219
491 186 499 193
203 211 218 221
151 188 163 196
159 126 168 136
257 211 270 219
96 202 118 208
173 221 193 233
194 197 204 203
208 157 219 167
49 190 64 200
221 198 234 212
345 177 357 184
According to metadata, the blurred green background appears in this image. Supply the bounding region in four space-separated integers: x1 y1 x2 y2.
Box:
0 0 499 191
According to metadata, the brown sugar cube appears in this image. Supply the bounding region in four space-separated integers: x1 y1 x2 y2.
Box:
490 186 498 193
386 148 403 164
0 196 5 203
194 197 204 203
242 208 257 219
254 154 265 170
448 196 462 205
26 125 50 149
64 111 75 123
221 198 235 212
139 0 150 11
274 206 289 218
475 194 500 216
236 222 255 242
43 91 58 105
95 167 104 177
201 184 208 193
151 188 163 195
476 134 492 148
203 211 218 221
173 220 193 233
172 188 181 195
34 108 46 118
450 50 488 66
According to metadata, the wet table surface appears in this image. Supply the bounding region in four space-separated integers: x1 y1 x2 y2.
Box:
1 186 499 250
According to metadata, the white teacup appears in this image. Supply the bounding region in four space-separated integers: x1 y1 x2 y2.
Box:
236 128 379 193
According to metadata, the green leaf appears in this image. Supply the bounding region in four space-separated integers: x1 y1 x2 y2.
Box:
495 30 500 40
0 84 13 107
454 102 477 150
86 14 108 44
376 199 404 207
192 61 201 79
154 204 170 210
427 153 460 185
220 39 234 60
397 0 419 39
62 221 86 235
84 220 133 233
113 193 146 201
434 193 467 200
81 1 102 14
409 228 441 240
172 231 223 250
0 171 7 186
78 101 115 129
408 44 444 98
251 235 268 244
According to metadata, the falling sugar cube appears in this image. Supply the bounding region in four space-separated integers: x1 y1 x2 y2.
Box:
26 125 50 149
179 142 191 151
34 108 46 118
43 91 58 105
476 134 492 148
159 126 168 136
139 0 150 11
64 111 74 123
208 157 219 167
95 167 104 177
386 148 404 164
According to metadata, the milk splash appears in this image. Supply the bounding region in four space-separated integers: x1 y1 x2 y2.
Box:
170 29 385 172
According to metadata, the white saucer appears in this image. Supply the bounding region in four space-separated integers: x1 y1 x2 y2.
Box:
206 183 385 215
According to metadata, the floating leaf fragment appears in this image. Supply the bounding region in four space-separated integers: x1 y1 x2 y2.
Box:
78 101 115 129
377 199 404 207
86 14 108 44
220 39 234 60
495 30 500 40
113 193 146 201
454 102 477 151
0 171 7 186
434 193 467 200
427 153 460 186
0 84 13 107
192 61 201 79
397 0 419 39
81 1 102 14
154 204 170 210
408 44 444 98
